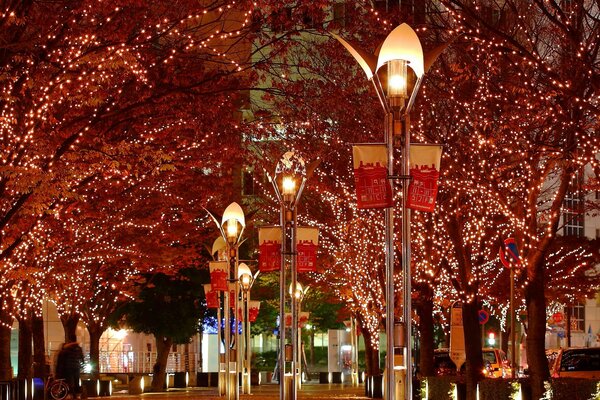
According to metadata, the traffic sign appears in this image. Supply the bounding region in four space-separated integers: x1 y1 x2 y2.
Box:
478 309 490 325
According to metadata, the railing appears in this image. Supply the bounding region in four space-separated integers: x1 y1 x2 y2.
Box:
97 351 199 374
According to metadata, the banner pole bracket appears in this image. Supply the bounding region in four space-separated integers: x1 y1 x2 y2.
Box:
388 175 412 180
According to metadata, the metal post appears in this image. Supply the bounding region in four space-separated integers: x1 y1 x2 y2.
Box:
234 253 240 400
401 115 412 400
279 202 287 400
510 266 516 378
290 208 298 400
245 289 252 393
224 254 231 400
385 110 395 400
218 297 225 396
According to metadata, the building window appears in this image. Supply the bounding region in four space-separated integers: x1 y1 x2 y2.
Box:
570 303 585 332
563 171 584 237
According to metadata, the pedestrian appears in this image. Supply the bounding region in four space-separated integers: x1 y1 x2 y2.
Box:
56 334 84 399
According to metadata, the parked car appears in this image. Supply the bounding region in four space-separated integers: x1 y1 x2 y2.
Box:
433 348 510 378
433 348 462 376
549 347 600 379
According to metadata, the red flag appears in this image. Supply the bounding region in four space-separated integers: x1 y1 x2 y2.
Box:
249 301 261 322
297 227 318 273
352 145 393 209
258 226 282 273
407 144 443 212
204 284 219 309
209 261 228 292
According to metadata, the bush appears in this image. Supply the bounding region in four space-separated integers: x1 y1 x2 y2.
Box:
548 378 600 400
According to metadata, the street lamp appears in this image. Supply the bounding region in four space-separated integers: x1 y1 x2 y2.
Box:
269 151 307 400
334 24 444 400
209 202 245 400
238 263 258 394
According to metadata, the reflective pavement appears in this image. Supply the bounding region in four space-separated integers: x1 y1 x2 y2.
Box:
108 383 369 400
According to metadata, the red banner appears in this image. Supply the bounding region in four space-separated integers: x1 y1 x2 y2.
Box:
249 300 261 322
258 227 282 273
209 261 228 292
285 312 310 328
407 144 443 212
228 283 236 310
352 145 393 209
204 284 219 309
238 301 261 322
297 227 318 273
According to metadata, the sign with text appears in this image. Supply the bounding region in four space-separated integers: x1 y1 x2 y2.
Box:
449 301 466 371
407 144 443 212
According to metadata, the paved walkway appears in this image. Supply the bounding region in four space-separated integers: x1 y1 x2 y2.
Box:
109 383 369 400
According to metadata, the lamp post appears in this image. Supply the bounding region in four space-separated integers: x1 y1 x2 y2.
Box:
334 24 439 400
210 202 245 400
289 282 308 388
238 263 258 394
269 151 307 400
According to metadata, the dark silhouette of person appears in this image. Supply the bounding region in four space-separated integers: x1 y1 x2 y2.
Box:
56 334 84 398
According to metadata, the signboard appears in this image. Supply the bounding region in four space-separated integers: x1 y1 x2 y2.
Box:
552 312 564 324
449 301 466 371
478 309 490 325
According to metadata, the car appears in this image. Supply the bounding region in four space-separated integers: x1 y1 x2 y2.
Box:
433 348 510 378
482 348 511 378
433 348 462 376
549 347 600 379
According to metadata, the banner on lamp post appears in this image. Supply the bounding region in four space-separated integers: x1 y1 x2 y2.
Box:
209 261 228 292
258 226 282 273
407 144 443 212
352 144 393 209
204 284 219 309
285 312 310 328
297 227 318 273
249 300 261 322
228 283 236 310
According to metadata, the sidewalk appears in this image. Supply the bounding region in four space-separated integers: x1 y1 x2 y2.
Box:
108 383 369 400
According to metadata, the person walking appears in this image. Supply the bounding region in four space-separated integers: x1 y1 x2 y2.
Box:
56 334 84 399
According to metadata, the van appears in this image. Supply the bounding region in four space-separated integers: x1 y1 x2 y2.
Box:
550 347 600 379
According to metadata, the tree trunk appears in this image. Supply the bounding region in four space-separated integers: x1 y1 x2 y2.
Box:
17 317 33 380
525 262 550 400
415 289 435 377
60 313 80 342
0 308 13 380
360 326 381 378
151 336 172 392
88 327 103 380
463 301 483 400
32 313 48 378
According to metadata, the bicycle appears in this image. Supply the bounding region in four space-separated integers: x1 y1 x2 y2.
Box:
45 376 69 400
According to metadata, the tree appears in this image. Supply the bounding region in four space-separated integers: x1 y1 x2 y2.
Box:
112 269 206 391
